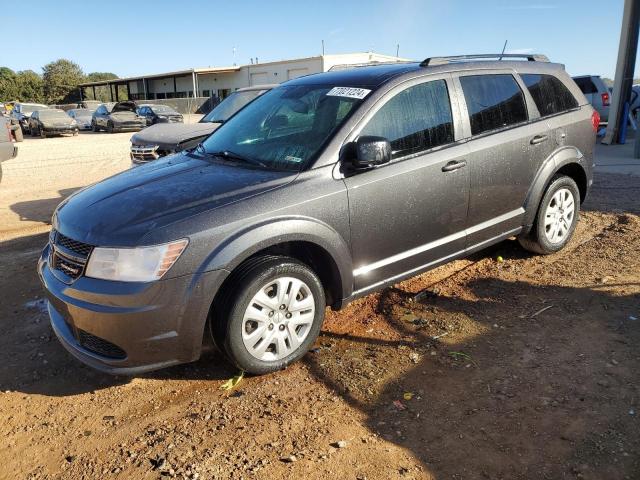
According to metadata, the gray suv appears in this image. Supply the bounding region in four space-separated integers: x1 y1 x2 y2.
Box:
38 54 597 375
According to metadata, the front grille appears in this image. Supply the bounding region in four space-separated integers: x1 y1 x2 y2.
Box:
77 329 127 359
56 231 93 257
131 144 160 163
49 229 93 281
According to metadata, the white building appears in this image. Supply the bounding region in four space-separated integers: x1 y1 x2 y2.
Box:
79 52 408 102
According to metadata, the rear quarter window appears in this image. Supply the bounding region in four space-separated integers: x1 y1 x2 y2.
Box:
521 74 578 117
573 77 598 94
459 74 528 136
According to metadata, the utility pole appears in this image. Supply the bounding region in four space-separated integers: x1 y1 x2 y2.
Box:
322 40 325 56
396 43 399 57
603 0 640 145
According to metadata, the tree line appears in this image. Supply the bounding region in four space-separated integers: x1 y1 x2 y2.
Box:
0 59 118 105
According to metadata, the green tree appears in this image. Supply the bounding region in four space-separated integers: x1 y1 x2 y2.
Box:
16 70 44 103
85 72 118 83
0 67 19 101
42 58 84 103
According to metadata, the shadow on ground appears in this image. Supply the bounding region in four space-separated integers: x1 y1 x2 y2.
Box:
10 187 80 224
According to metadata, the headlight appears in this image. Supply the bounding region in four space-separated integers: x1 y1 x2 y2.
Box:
85 239 188 282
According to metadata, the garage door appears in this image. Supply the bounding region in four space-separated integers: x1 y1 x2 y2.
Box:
250 72 269 86
287 68 308 80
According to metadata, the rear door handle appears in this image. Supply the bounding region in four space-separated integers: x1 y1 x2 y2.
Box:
530 135 549 145
442 160 467 172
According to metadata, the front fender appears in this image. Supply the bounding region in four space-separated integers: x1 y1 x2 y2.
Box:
522 146 587 232
197 216 354 301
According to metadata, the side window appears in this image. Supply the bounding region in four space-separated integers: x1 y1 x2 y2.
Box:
521 74 578 117
459 74 528 136
573 77 597 94
361 79 454 158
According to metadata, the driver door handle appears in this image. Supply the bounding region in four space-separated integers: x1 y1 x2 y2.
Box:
530 134 549 145
441 160 467 172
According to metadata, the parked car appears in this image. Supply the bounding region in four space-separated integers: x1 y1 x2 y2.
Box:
10 102 49 132
1 117 19 183
39 54 597 376
28 109 78 137
572 75 610 123
92 101 146 133
67 109 95 130
136 104 183 126
130 85 275 164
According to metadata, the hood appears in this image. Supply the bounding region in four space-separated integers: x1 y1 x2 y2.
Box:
54 153 296 246
109 111 140 120
43 117 74 126
131 122 219 147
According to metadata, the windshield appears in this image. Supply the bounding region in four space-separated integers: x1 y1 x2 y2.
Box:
202 90 266 123
151 105 176 113
200 85 364 171
39 110 69 119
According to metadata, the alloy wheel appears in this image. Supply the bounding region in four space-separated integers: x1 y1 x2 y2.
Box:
543 188 575 244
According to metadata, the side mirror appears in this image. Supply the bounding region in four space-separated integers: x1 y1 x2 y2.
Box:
352 136 392 169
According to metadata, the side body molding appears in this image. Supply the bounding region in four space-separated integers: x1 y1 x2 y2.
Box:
198 216 354 301
521 146 587 233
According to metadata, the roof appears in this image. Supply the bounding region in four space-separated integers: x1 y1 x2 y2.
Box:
287 58 564 89
287 62 422 88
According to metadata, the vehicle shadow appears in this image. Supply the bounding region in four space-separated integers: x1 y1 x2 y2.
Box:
303 274 640 479
10 187 80 224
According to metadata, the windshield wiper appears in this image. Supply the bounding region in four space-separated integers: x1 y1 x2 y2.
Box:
208 149 267 168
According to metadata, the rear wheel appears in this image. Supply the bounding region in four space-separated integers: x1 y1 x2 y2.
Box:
212 256 326 375
518 175 580 254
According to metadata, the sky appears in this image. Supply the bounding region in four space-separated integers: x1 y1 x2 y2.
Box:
4 0 633 79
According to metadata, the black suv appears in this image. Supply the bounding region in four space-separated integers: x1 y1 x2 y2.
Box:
39 54 597 375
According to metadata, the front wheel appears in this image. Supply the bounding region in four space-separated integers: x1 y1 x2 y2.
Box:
106 121 115 133
212 256 326 375
519 175 580 255
92 121 99 132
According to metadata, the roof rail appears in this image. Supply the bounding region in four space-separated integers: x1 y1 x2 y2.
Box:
420 53 550 67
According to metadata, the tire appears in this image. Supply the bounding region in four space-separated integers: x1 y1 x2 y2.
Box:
40 127 47 139
92 121 99 132
13 126 23 142
107 121 114 133
212 256 326 375
518 175 580 255
73 128 79 136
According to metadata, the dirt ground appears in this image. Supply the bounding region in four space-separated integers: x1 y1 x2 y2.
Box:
0 134 638 479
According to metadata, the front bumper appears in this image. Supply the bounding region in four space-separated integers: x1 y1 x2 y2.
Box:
38 243 228 375
43 127 77 135
114 121 146 131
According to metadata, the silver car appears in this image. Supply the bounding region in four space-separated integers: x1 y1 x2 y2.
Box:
67 109 95 131
572 75 610 123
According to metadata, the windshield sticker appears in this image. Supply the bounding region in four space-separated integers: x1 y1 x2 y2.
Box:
285 155 303 163
326 87 371 100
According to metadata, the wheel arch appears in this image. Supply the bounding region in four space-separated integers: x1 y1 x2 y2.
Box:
200 216 353 309
522 146 589 234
